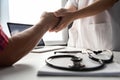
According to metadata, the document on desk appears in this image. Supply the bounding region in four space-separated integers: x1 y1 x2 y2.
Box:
31 46 65 53
37 62 120 76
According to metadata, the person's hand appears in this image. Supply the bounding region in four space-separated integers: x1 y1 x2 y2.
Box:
49 8 74 32
37 12 60 30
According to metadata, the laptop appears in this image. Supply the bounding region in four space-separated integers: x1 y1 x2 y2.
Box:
7 22 65 53
7 22 45 47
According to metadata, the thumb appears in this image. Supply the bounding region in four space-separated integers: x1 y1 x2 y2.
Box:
54 12 65 17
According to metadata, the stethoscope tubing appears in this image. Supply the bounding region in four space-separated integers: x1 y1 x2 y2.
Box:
46 55 105 71
46 49 113 71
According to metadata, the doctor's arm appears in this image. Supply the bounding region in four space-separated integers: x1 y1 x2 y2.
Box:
73 0 118 19
50 0 118 32
0 13 59 67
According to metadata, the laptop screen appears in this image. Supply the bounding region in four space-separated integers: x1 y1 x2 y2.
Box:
7 22 45 46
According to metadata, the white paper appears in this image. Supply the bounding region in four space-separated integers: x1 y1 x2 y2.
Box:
37 62 120 76
31 46 65 53
37 48 120 76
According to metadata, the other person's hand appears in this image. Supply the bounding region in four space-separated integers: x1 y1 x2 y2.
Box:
49 8 74 32
37 12 60 30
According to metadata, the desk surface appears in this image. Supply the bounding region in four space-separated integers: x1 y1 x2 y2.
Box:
0 48 120 80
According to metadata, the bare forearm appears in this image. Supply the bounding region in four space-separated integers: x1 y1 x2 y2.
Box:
0 23 48 66
9 24 47 58
73 0 118 20
0 13 59 67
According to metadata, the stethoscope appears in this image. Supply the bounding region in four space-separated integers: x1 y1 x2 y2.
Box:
45 49 113 71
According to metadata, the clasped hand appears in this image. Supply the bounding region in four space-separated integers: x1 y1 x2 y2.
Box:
49 8 75 32
39 9 74 32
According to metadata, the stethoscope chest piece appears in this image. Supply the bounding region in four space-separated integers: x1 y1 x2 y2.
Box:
69 57 85 70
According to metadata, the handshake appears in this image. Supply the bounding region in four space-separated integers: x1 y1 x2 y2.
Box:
39 9 74 32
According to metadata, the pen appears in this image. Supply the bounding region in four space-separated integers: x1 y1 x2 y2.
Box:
54 51 82 54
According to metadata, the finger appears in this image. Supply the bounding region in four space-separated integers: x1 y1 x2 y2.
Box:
54 12 65 17
49 17 62 32
49 24 62 32
55 26 64 32
41 11 48 17
54 9 67 17
53 21 65 32
49 26 57 32
53 12 59 17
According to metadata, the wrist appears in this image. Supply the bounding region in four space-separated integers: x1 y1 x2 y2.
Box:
72 11 82 20
69 11 77 21
35 22 49 33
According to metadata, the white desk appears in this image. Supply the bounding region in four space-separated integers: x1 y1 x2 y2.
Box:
0 49 120 80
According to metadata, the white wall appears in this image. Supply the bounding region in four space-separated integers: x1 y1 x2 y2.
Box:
0 0 10 37
0 0 1 22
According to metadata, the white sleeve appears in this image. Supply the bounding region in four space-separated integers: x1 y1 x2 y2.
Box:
67 0 78 8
